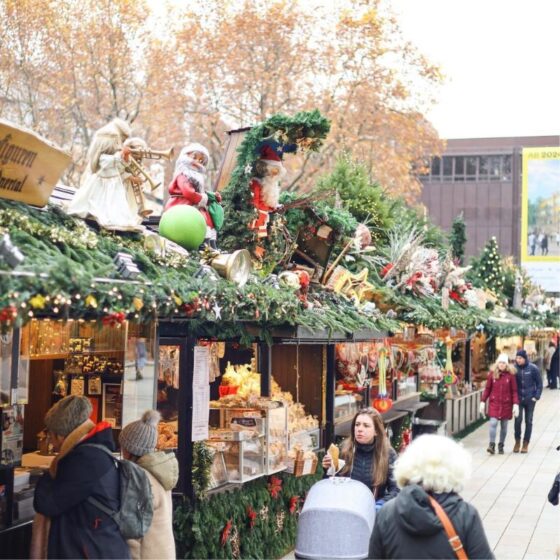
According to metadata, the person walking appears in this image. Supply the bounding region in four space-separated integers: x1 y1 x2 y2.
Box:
544 341 557 388
548 344 559 390
529 231 537 255
479 353 519 455
322 407 399 508
32 396 130 559
119 410 178 560
369 434 494 559
513 349 542 453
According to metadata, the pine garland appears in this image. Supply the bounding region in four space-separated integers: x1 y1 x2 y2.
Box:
220 110 330 262
0 199 397 338
173 471 322 559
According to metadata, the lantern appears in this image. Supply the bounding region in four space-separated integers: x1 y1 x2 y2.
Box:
373 395 393 413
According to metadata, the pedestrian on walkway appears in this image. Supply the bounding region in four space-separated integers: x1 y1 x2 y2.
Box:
548 344 559 390
31 396 130 559
479 353 519 455
513 349 542 453
322 407 399 508
368 434 494 560
544 341 556 388
119 410 178 560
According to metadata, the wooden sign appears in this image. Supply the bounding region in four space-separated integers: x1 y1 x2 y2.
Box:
0 119 71 207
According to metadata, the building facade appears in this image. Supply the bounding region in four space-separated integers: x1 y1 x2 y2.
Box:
419 135 559 260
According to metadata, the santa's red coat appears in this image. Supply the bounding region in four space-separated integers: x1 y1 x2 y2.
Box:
481 371 519 419
249 178 275 238
165 174 214 228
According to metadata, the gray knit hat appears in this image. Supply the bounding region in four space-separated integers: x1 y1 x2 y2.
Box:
119 410 160 457
44 395 93 436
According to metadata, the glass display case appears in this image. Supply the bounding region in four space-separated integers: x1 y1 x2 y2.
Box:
288 428 321 452
207 432 265 483
334 392 363 425
209 402 288 479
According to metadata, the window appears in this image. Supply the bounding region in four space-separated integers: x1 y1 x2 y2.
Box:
443 156 453 178
454 156 465 181
431 157 441 180
502 155 512 180
488 156 501 180
421 154 512 183
466 157 477 181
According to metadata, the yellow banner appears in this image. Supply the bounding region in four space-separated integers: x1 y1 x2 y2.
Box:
521 146 560 291
0 120 71 207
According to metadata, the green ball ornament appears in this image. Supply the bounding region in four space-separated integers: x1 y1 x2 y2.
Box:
159 205 207 250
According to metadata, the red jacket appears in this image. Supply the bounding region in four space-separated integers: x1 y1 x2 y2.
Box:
481 371 519 419
165 174 213 228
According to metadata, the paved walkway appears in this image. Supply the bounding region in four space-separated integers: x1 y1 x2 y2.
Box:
459 387 560 560
283 388 559 560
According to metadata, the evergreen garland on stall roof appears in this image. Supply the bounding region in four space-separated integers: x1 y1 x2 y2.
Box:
219 110 331 263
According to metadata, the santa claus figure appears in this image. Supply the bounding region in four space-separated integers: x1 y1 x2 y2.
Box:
249 145 286 240
164 143 221 248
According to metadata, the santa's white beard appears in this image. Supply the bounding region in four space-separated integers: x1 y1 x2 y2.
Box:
261 175 281 208
174 157 206 191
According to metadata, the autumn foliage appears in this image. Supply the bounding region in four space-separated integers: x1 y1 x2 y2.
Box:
0 0 443 200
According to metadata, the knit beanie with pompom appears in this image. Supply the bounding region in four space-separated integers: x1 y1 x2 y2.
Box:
119 410 160 457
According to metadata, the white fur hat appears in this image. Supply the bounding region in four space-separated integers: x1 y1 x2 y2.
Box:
496 353 509 364
181 143 209 165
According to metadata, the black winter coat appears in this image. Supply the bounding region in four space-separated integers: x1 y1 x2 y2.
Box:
369 484 494 559
515 361 542 402
34 424 131 559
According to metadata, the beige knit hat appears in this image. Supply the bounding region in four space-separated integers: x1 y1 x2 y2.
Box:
119 410 160 457
44 395 93 436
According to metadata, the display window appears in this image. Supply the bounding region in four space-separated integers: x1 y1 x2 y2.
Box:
0 319 158 528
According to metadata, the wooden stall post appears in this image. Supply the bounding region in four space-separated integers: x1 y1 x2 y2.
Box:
324 345 336 448
258 342 272 397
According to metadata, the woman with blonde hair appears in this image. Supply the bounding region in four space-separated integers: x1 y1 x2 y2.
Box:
369 434 494 559
479 353 519 455
322 407 398 507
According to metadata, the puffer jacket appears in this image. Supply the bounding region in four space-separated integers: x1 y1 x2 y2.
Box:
127 451 179 560
481 370 519 419
515 361 542 402
369 484 494 559
33 422 131 559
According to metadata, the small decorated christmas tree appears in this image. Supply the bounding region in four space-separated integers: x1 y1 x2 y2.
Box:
473 236 505 295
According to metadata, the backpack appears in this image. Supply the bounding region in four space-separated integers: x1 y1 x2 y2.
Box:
81 443 154 539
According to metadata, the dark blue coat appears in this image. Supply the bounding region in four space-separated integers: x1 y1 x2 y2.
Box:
34 424 131 559
515 361 543 403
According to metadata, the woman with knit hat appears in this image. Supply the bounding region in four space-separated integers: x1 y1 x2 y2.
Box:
120 410 178 560
479 354 519 455
32 395 130 559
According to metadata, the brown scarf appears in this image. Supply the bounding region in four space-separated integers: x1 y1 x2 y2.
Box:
30 419 95 559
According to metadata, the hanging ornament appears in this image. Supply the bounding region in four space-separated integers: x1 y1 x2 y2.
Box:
29 294 47 310
275 510 286 535
247 506 257 529
85 294 98 308
373 346 393 413
220 519 233 547
102 311 126 327
132 297 144 311
443 337 457 385
268 475 282 499
230 527 240 559
289 496 300 515
0 305 17 323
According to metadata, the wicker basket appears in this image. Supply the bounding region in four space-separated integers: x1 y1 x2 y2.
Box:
286 451 318 477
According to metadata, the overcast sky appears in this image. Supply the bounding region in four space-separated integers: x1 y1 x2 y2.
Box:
389 0 560 140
